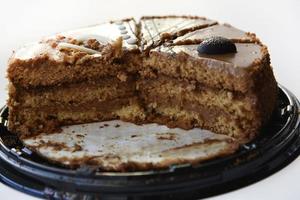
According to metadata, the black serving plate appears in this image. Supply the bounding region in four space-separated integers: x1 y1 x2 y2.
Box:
0 85 299 200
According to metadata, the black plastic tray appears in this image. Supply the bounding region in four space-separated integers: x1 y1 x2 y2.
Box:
0 85 299 200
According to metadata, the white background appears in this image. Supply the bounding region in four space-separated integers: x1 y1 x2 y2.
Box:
0 0 299 199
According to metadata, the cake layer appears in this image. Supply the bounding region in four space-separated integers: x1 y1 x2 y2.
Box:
7 42 140 88
142 96 260 142
8 75 138 138
7 18 140 88
146 105 255 143
14 76 136 108
138 76 263 143
137 76 257 121
8 97 145 138
138 72 277 143
143 43 271 93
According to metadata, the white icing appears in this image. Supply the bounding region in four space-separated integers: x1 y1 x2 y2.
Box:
13 43 62 61
12 21 138 60
61 22 138 48
57 42 101 55
62 23 124 44
74 34 112 44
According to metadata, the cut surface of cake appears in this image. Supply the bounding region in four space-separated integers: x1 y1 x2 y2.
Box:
141 43 276 142
7 16 277 147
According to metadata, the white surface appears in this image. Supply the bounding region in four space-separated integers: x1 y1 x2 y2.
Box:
0 0 299 199
23 120 235 169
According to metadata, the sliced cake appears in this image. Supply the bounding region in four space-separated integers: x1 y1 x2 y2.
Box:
7 16 277 145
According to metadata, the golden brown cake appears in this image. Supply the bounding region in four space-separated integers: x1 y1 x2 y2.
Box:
7 16 277 144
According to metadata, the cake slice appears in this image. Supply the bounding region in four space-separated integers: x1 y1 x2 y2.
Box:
140 20 277 143
7 18 139 88
7 18 145 138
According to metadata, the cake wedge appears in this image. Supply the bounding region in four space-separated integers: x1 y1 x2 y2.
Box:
140 22 277 143
7 18 145 138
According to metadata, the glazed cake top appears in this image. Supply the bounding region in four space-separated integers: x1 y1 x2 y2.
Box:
12 18 139 61
61 18 139 50
10 15 263 61
153 43 267 69
173 24 258 45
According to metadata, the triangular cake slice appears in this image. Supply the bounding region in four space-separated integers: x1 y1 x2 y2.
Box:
141 41 277 143
7 18 144 137
8 18 140 88
140 15 217 50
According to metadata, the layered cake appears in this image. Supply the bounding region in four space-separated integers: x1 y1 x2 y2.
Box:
7 16 277 145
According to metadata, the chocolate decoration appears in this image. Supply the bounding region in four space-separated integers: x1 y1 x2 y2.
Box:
122 35 130 40
115 21 123 25
197 36 237 55
118 25 126 30
127 38 137 45
120 30 128 34
140 16 217 51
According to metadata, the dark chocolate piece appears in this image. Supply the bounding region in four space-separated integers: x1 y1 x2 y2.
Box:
197 36 237 54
